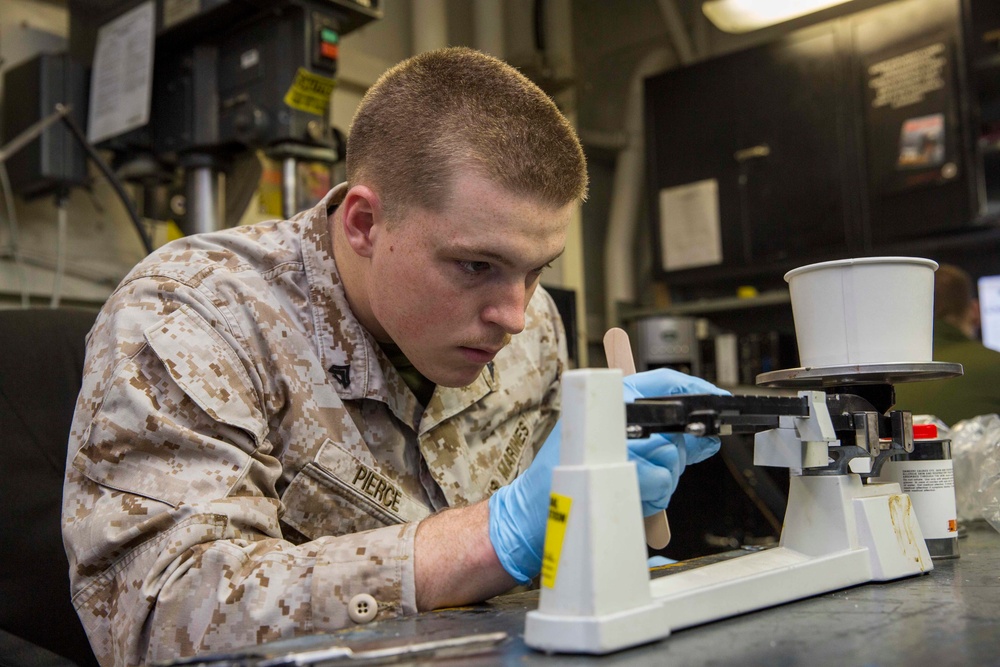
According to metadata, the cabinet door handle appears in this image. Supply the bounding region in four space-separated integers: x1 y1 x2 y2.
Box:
734 144 771 161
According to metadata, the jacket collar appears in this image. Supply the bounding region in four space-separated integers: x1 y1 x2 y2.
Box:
300 184 494 432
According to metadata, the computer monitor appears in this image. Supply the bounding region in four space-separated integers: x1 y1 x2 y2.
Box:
979 275 1000 353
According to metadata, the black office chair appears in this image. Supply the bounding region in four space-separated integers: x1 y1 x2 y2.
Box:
0 308 100 667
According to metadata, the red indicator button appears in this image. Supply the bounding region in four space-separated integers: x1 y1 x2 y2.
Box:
321 42 339 60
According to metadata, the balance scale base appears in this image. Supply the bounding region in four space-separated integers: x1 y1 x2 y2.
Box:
525 473 932 653
651 474 932 630
522 371 932 655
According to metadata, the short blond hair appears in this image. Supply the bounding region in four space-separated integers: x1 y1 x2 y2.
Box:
346 47 587 220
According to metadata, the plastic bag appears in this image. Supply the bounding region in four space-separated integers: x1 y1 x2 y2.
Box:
949 413 1000 533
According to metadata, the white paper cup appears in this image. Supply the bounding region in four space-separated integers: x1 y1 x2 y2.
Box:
785 257 938 368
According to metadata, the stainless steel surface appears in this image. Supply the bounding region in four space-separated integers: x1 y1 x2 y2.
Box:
244 524 1000 666
282 157 297 220
184 165 225 235
756 361 964 388
927 535 961 559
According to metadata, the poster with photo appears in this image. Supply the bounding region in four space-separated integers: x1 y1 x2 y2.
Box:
863 36 959 194
897 113 945 169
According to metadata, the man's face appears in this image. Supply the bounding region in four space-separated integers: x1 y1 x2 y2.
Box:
364 172 572 387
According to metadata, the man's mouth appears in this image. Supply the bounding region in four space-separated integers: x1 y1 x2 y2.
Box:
458 346 502 363
458 333 511 363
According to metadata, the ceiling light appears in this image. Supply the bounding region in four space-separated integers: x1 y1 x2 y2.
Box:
702 0 854 33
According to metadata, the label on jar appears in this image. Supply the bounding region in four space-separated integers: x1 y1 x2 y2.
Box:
880 459 958 539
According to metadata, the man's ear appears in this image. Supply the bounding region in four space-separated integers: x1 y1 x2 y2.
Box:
339 185 383 258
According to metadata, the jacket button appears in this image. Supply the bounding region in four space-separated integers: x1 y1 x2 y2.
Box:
348 593 378 624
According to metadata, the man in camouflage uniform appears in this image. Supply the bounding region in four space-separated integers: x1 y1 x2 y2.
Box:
63 48 719 666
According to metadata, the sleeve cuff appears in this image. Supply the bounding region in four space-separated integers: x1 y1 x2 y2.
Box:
311 521 419 628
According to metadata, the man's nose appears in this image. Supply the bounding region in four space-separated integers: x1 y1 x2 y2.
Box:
482 282 527 335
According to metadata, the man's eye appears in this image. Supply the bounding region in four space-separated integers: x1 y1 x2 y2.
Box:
458 260 492 274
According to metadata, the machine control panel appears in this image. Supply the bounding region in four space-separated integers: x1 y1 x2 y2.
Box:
312 14 341 74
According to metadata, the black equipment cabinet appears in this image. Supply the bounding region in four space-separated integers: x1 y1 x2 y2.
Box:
646 0 1000 287
968 0 1000 217
854 0 977 246
733 29 854 266
645 51 743 273
1 53 89 198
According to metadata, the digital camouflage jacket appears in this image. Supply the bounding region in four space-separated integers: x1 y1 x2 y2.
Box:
62 184 565 666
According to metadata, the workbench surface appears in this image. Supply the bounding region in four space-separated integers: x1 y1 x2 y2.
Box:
294 522 1000 666
193 523 998 666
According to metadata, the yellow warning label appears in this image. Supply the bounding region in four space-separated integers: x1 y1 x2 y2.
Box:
540 493 572 589
283 67 336 117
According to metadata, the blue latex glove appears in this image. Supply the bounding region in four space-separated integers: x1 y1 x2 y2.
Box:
648 555 676 568
622 368 730 515
488 368 728 584
488 423 561 584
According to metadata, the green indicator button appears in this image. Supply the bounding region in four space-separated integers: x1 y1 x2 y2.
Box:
321 28 339 44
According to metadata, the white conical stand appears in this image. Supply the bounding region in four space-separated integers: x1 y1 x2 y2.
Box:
525 370 934 655
524 369 671 654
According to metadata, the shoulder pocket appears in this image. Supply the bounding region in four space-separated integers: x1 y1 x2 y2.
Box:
144 304 266 446
72 305 266 508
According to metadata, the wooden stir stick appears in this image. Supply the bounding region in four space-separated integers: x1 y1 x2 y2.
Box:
603 327 672 550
